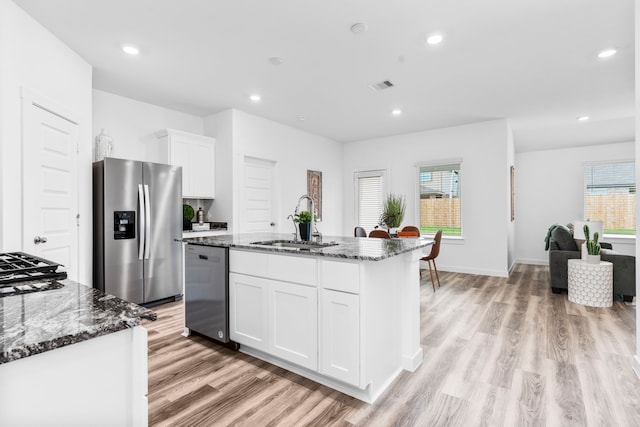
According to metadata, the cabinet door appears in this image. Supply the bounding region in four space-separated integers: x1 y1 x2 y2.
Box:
189 141 215 198
268 280 318 370
169 137 191 195
229 273 268 351
320 289 360 386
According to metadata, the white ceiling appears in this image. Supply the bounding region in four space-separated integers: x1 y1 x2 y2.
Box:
14 0 635 152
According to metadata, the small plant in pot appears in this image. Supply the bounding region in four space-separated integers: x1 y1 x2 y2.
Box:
583 224 601 264
379 194 406 233
183 204 195 231
294 210 313 241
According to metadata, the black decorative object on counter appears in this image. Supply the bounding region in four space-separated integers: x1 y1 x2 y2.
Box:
183 204 195 230
299 223 311 241
294 210 312 241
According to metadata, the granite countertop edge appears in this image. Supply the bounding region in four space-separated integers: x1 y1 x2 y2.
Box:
0 281 156 365
184 233 433 261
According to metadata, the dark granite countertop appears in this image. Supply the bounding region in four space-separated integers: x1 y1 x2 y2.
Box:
0 280 156 364
184 233 433 261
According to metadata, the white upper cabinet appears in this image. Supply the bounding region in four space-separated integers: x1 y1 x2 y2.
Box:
153 129 215 199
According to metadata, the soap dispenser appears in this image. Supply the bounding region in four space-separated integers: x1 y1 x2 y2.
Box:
197 207 204 225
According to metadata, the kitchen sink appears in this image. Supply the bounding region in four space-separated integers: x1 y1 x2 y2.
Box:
250 240 339 250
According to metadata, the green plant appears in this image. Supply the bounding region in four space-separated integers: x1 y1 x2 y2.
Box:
583 224 601 255
380 194 406 229
294 210 312 224
183 204 195 221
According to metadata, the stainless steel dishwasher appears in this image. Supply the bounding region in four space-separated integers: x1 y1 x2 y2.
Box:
185 244 234 346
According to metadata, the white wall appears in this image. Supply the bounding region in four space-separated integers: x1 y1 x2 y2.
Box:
203 110 234 229
206 109 344 236
0 0 92 281
515 141 636 265
343 120 511 277
93 89 203 162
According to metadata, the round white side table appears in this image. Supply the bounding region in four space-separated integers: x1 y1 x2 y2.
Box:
567 259 613 307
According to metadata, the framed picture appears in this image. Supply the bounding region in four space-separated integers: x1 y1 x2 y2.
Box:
510 165 515 222
307 170 322 221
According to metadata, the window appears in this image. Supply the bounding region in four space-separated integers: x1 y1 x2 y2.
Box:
355 170 386 231
584 161 635 235
417 162 461 236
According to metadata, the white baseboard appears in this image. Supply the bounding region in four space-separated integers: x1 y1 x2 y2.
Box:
515 258 548 266
402 347 424 372
436 264 509 278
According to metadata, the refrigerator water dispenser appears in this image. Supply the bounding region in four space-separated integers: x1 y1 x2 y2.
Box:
114 211 136 239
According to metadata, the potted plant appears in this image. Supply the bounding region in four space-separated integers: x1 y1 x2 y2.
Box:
183 204 195 231
379 194 406 233
583 224 601 264
294 210 313 241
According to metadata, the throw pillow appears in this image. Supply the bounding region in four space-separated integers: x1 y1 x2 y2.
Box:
551 225 579 251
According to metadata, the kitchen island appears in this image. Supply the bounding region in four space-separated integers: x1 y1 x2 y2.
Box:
0 280 155 426
184 233 432 403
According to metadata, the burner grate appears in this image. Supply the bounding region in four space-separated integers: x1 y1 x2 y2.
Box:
0 252 67 285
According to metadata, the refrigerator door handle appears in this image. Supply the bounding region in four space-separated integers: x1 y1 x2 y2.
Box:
138 184 145 260
144 184 151 259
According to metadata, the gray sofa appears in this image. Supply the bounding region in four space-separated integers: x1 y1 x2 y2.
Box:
548 225 635 302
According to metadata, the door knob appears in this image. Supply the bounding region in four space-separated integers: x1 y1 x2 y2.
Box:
270 222 276 226
33 236 48 244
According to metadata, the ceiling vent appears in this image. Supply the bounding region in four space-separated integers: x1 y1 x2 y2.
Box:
369 80 394 91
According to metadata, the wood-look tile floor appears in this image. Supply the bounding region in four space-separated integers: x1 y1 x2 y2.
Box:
144 264 640 426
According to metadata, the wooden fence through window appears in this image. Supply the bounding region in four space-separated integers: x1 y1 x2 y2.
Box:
420 198 461 228
420 195 636 232
585 194 636 232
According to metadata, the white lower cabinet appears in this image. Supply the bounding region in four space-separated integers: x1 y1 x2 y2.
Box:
229 251 363 388
227 249 422 403
229 273 268 351
320 289 360 386
268 280 318 370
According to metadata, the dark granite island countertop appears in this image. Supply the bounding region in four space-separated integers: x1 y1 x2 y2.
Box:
184 232 433 261
0 280 156 364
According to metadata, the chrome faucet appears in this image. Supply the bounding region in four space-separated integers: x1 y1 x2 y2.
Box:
286 214 298 240
294 194 319 242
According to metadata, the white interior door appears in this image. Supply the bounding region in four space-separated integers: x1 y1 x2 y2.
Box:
22 101 79 280
243 157 276 232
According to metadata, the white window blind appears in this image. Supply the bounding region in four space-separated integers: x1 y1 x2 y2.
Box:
583 161 635 235
356 171 385 231
417 162 461 235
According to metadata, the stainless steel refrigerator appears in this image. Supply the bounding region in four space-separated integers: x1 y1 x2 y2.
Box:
93 157 183 304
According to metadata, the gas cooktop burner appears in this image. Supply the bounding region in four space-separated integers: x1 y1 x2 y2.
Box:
0 252 67 286
0 280 65 298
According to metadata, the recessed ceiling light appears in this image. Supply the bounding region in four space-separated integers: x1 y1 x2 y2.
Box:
249 94 261 102
426 33 444 45
577 115 590 122
597 48 617 59
121 44 140 55
350 23 368 34
391 109 402 116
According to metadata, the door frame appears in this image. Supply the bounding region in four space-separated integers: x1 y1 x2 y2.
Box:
20 87 81 279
